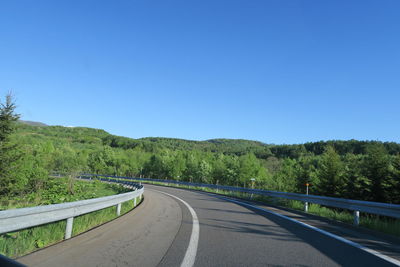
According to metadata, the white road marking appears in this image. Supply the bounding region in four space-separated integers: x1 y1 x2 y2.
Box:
215 195 400 266
151 189 199 267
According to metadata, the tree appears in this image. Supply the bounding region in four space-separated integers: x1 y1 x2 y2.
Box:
318 146 344 197
182 152 199 182
143 154 166 178
167 152 186 180
0 94 19 142
294 155 319 194
197 160 212 183
87 147 117 175
343 153 371 200
389 154 400 203
237 153 269 188
0 94 22 195
271 158 298 192
364 144 391 202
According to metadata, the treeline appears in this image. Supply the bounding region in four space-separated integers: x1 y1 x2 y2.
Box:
1 95 399 204
270 140 400 158
10 123 400 204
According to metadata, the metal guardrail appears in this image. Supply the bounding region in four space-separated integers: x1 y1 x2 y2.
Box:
0 179 144 239
83 174 400 226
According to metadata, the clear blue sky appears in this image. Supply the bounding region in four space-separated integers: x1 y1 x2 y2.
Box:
1 0 399 144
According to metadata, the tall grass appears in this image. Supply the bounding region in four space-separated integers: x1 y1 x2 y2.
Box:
0 221 66 258
72 197 138 236
279 199 400 237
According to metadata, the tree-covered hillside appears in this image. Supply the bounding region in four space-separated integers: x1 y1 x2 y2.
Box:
8 119 400 204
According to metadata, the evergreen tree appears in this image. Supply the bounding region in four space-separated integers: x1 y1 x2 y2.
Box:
0 94 21 195
318 146 344 197
343 154 371 200
364 144 390 202
390 154 400 203
295 155 319 194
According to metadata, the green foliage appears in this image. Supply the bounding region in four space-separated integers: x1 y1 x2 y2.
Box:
292 156 319 194
0 178 129 209
389 154 400 203
267 158 298 192
318 146 345 197
0 94 19 142
0 94 23 195
7 113 400 204
342 154 370 199
363 144 391 202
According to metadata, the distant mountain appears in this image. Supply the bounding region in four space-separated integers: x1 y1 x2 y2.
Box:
18 120 48 127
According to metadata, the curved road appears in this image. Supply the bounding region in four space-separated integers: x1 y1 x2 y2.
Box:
18 184 400 267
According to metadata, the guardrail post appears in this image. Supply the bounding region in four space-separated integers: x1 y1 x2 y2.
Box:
116 203 121 216
134 197 137 207
353 210 360 226
65 217 74 239
304 202 308 212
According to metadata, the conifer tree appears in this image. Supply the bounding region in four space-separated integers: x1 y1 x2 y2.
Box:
364 144 391 202
318 145 344 197
390 154 400 203
0 93 21 195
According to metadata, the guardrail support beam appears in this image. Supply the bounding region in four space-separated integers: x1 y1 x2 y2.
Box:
134 198 137 207
353 210 360 226
116 203 121 216
304 202 308 212
65 217 74 239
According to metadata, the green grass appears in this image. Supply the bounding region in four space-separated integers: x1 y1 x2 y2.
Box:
278 199 400 237
0 220 67 258
361 214 400 237
72 196 140 236
0 178 142 259
120 178 400 238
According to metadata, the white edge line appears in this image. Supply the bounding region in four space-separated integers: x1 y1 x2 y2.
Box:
215 195 400 267
151 189 199 267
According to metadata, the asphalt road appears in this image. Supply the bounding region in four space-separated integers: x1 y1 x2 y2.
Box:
18 184 400 267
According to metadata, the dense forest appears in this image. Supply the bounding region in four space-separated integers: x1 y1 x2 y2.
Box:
1 96 400 204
